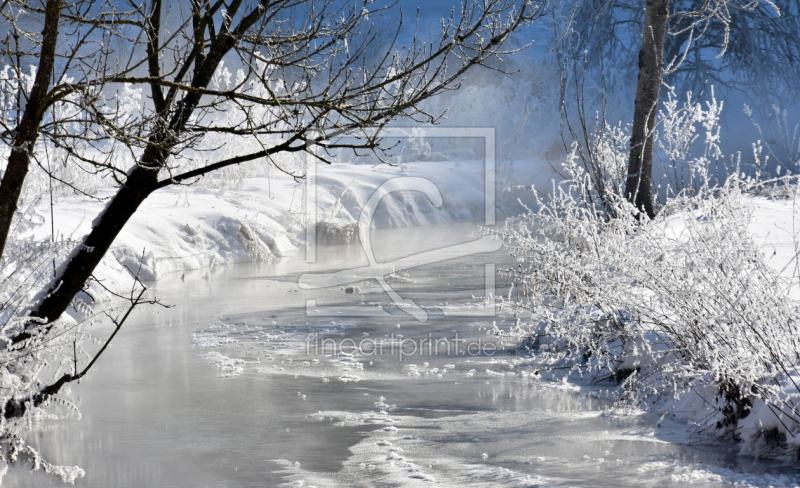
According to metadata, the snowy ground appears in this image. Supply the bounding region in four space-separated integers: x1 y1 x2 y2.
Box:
746 195 800 288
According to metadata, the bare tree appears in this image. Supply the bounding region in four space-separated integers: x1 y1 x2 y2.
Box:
552 0 790 216
625 0 668 218
0 0 546 439
0 0 63 261
556 0 800 97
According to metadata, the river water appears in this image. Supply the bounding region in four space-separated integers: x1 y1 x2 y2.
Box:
8 223 800 487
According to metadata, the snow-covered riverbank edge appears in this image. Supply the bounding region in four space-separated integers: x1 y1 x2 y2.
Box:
16 159 550 302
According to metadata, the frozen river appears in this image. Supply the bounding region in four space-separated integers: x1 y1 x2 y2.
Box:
8 223 800 487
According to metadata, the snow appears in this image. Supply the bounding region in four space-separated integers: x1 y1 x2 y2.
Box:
17 160 548 302
10 143 800 484
747 196 800 285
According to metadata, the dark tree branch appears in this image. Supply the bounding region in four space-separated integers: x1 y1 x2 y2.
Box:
4 287 149 420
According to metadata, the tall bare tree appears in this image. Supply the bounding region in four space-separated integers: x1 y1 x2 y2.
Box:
556 0 799 97
624 0 777 217
0 0 147 260
0 0 546 429
0 0 63 261
553 0 789 216
625 0 668 218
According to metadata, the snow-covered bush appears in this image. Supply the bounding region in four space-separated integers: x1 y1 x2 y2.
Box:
496 92 800 459
0 238 93 483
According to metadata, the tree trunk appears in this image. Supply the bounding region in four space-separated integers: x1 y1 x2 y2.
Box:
27 156 162 327
0 0 63 262
625 0 669 219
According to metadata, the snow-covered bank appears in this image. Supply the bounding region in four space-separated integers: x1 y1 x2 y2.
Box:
17 159 552 298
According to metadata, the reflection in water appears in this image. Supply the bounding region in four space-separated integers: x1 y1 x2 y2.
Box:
7 223 800 487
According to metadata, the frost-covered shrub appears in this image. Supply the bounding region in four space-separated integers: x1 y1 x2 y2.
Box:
497 92 800 459
746 103 800 175
0 181 143 482
0 238 95 483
